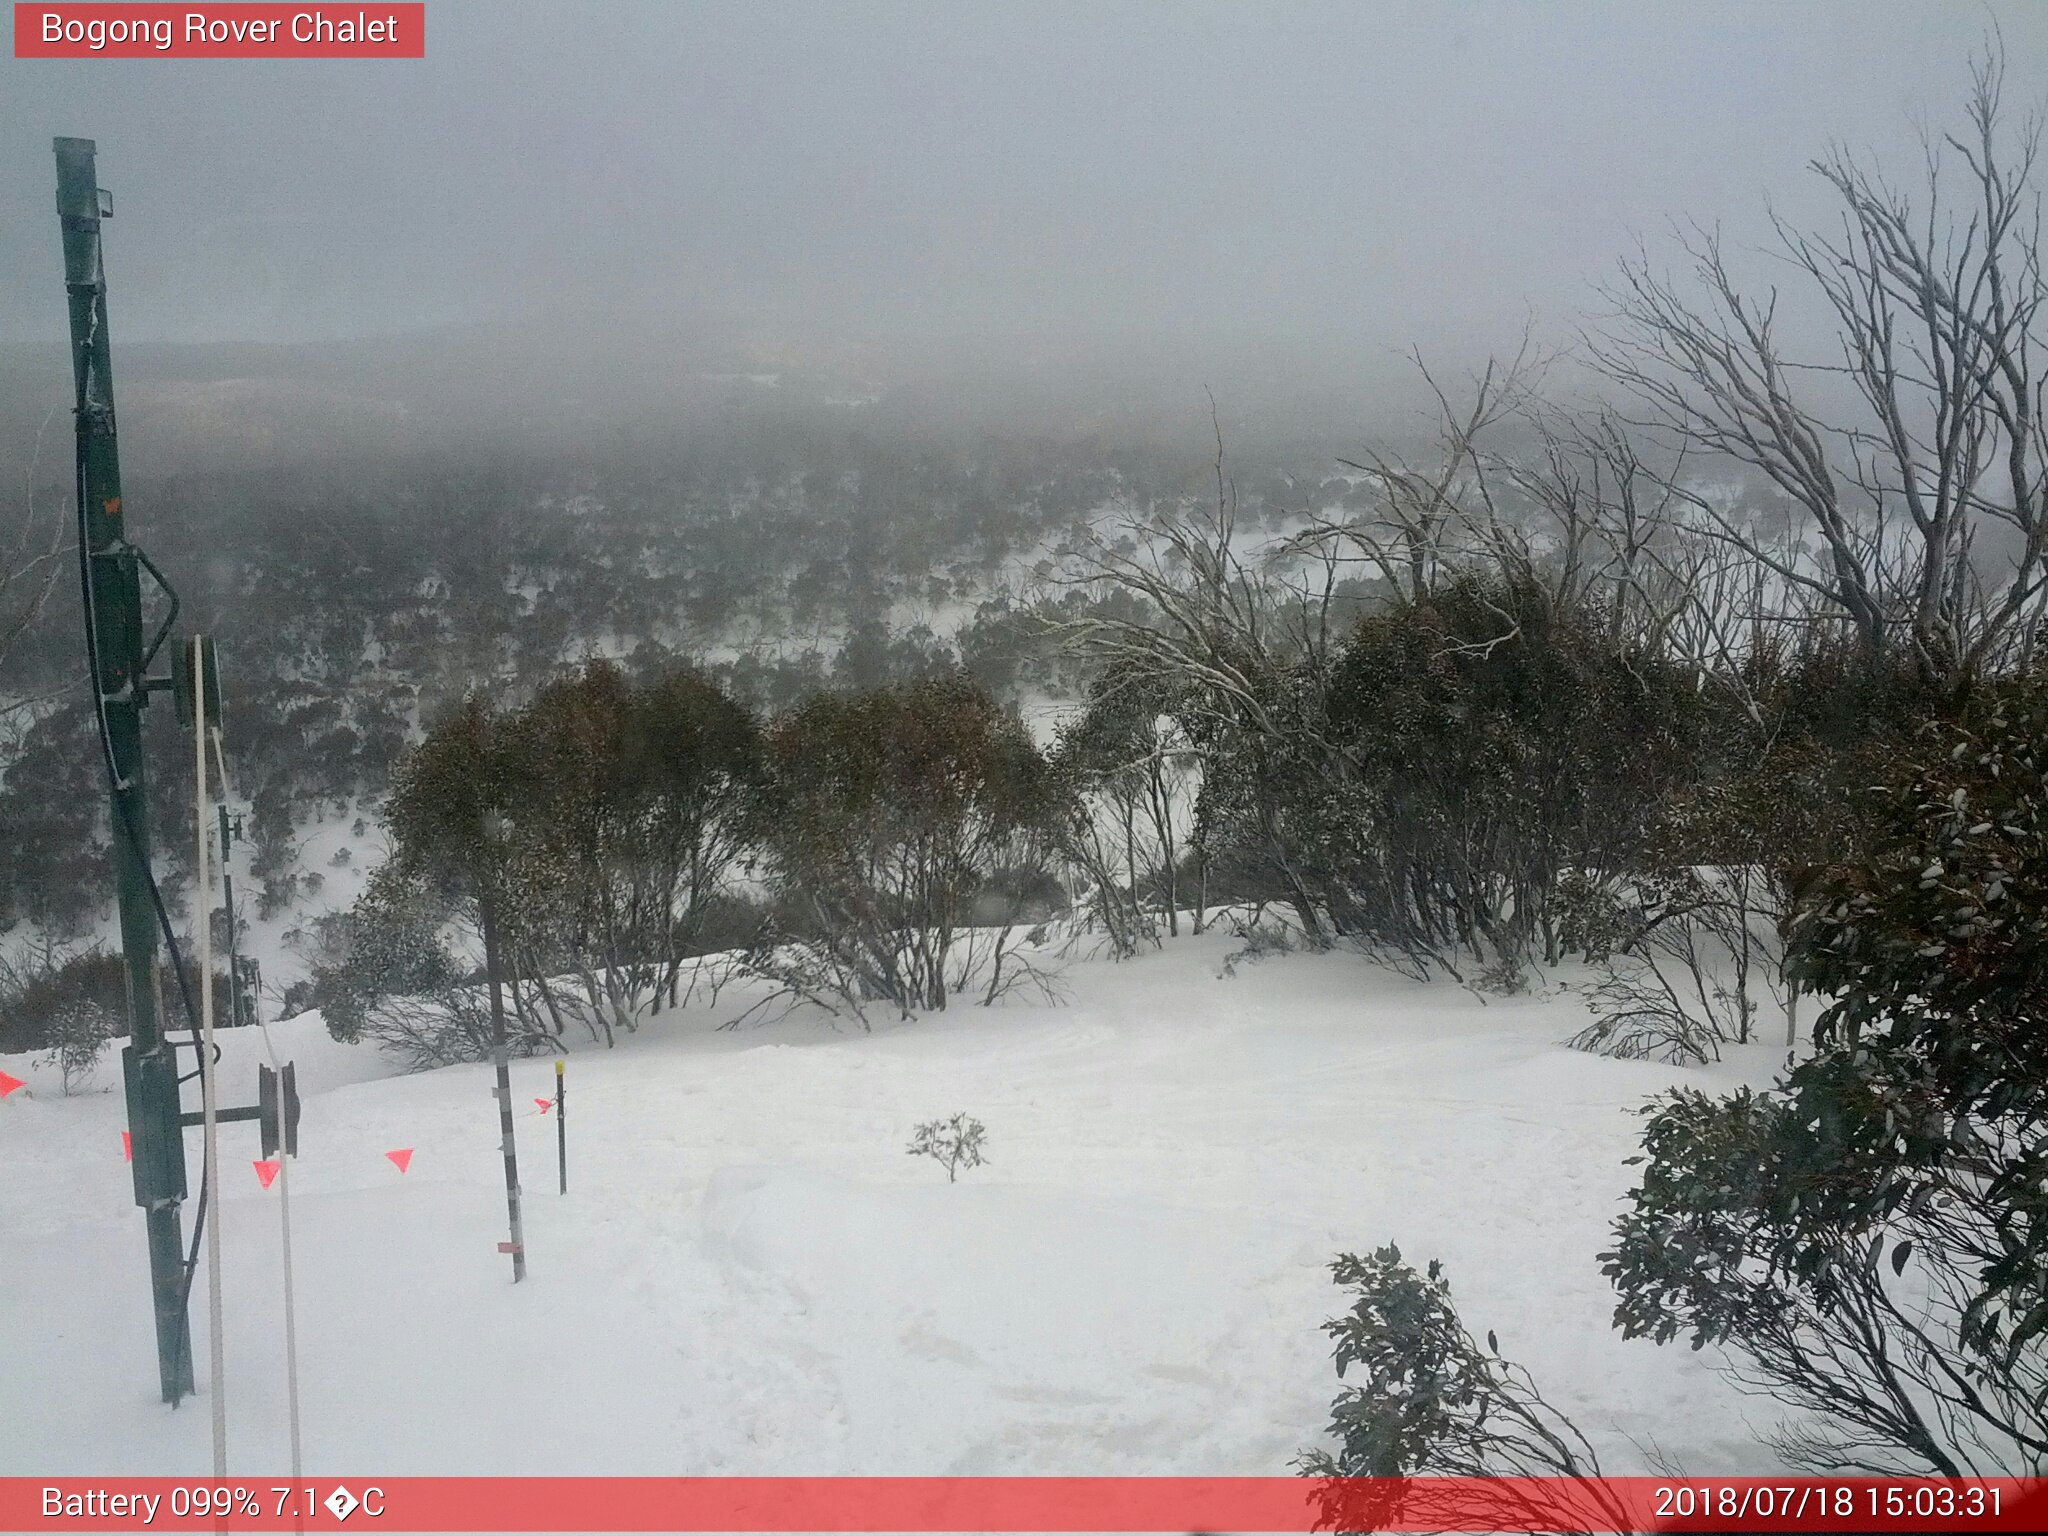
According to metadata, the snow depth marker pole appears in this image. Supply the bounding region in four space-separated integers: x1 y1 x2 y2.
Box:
191 637 229 1476
275 1140 304 1483
214 732 306 1494
555 1059 566 1195
257 1057 306 1500
479 828 526 1281
203 706 309 1510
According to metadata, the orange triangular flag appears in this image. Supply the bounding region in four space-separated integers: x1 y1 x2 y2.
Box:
0 1070 23 1099
253 1160 280 1190
122 1130 133 1161
386 1147 413 1173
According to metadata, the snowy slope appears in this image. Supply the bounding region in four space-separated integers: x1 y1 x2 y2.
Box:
0 933 1789 1478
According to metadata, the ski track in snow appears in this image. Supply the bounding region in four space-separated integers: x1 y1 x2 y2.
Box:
0 932 1789 1476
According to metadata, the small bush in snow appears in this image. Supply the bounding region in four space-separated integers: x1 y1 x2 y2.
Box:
1297 1245 1629 1535
1471 955 1531 997
907 1113 989 1183
1219 916 1296 977
41 999 115 1095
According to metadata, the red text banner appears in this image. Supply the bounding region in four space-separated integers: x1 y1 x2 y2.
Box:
3 1476 2047 1533
14 5 424 58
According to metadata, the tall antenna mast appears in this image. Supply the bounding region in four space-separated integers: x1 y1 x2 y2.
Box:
55 135 196 1405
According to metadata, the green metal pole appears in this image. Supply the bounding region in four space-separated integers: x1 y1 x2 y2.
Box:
55 136 194 1405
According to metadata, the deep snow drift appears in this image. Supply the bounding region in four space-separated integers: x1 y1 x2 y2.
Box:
1 931 1788 1477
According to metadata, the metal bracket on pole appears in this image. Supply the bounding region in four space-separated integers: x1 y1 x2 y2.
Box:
258 1063 301 1159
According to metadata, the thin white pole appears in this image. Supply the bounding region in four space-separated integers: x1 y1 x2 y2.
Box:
193 639 228 1477
212 730 305 1506
276 1146 304 1481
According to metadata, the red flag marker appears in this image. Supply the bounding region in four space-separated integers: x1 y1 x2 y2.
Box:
534 1097 552 1113
386 1148 414 1174
122 1130 133 1161
0 1070 23 1099
254 1160 281 1190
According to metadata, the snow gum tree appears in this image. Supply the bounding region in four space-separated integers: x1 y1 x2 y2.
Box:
496 661 762 1042
1312 573 1702 978
747 672 1068 1020
320 663 762 1061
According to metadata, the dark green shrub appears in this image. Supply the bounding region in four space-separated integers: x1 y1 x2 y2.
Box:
1604 687 2048 1474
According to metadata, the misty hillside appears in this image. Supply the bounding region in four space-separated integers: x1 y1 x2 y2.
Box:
0 389 1527 952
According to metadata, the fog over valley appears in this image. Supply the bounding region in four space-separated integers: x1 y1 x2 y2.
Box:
4 3 2037 463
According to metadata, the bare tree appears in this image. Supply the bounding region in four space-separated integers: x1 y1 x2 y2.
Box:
1285 335 1545 609
1593 43 2048 691
1054 412 1346 944
1509 405 1836 735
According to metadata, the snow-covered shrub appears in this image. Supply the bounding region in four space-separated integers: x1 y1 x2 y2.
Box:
1569 958 1732 1064
1471 954 1532 997
1052 658 1203 958
1218 914 1297 976
310 867 521 1069
347 985 505 1074
0 943 123 1054
1297 1245 1630 1535
907 1113 989 1183
1560 868 1777 1064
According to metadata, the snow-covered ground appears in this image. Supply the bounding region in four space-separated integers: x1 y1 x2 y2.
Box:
1 930 1788 1477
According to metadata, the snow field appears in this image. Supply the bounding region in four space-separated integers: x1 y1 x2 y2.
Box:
0 931 1788 1478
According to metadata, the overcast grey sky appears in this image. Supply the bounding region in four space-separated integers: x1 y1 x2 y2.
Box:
2 1 2043 378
